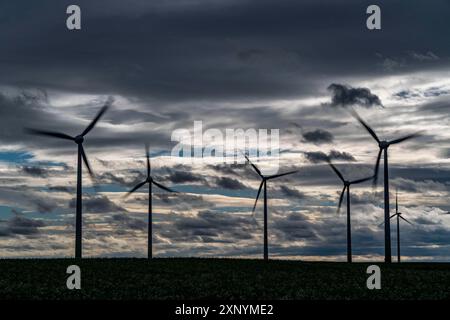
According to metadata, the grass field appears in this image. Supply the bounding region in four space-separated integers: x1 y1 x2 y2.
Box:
0 258 449 300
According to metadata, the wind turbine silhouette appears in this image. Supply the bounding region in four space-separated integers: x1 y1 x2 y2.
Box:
125 144 175 259
26 103 109 258
379 191 412 263
327 159 373 263
245 155 297 261
352 110 420 263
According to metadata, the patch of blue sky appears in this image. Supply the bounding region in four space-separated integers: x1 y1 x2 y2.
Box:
0 151 34 163
0 205 16 219
0 151 65 167
1 206 65 221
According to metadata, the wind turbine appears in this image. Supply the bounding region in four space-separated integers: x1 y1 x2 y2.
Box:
352 110 420 263
26 103 109 258
245 155 297 261
125 144 175 259
327 159 373 263
379 191 412 263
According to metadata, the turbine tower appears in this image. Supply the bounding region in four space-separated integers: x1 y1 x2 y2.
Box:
352 110 419 263
125 144 175 259
327 159 373 263
26 103 109 258
245 155 297 261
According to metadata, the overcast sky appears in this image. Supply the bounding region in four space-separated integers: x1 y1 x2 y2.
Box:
0 0 449 261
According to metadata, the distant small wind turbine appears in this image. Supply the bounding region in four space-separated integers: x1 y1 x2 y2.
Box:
26 103 109 259
327 159 373 263
125 144 176 259
379 191 412 263
245 155 297 261
352 110 420 263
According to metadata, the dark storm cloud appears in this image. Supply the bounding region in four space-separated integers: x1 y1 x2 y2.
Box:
349 191 382 206
165 168 207 184
303 152 330 163
97 171 146 188
74 102 188 125
168 210 255 241
394 87 450 100
69 195 126 213
423 87 450 98
214 177 246 190
35 199 58 213
0 90 176 151
0 0 449 104
112 213 146 231
0 213 45 237
391 167 450 185
47 185 75 193
154 193 210 210
0 186 59 214
328 150 357 162
391 178 448 193
0 91 72 146
278 185 306 199
414 216 440 226
272 213 318 241
20 166 48 177
327 84 383 108
393 90 420 100
304 150 356 163
302 129 334 144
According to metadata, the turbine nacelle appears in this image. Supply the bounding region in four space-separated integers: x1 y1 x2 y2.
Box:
125 145 176 198
74 135 85 144
379 140 389 149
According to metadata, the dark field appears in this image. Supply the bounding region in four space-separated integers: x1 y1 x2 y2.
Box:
0 258 449 300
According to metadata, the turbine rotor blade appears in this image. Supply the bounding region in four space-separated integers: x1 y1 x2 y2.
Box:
396 191 398 212
389 133 421 145
351 176 374 185
25 128 74 141
337 185 346 213
252 181 264 214
267 170 298 180
245 155 263 178
125 181 147 197
400 215 413 225
327 159 345 182
145 143 151 177
351 110 380 143
152 180 175 193
81 104 109 137
373 148 382 190
80 145 94 178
